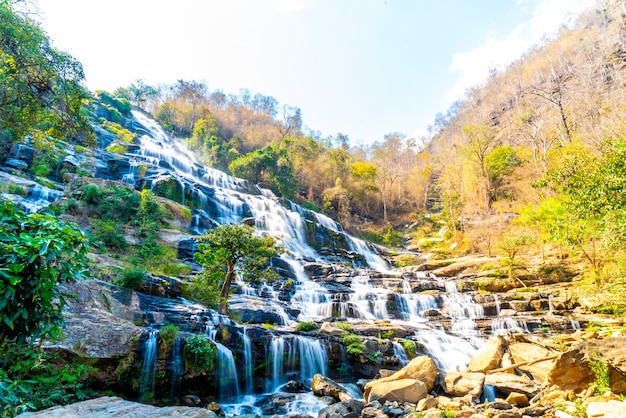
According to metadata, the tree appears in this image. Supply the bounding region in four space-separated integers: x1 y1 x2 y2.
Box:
190 224 281 314
0 201 90 344
0 1 93 148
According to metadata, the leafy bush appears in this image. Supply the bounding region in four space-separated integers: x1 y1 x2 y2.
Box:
403 340 416 357
7 184 27 197
183 335 216 372
159 325 180 355
91 219 128 251
82 184 103 205
336 322 352 332
106 145 127 154
381 330 394 339
342 333 365 356
295 322 318 332
115 268 146 290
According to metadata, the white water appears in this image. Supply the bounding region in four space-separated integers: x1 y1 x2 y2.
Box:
138 330 158 402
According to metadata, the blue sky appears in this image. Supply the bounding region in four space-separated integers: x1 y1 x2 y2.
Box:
35 0 596 145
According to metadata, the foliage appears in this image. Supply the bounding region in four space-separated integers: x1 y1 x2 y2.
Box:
403 340 416 357
336 322 353 332
90 219 127 251
295 322 319 332
261 323 275 330
114 268 146 290
0 343 95 413
189 223 281 314
342 333 365 356
0 201 89 344
183 334 216 372
0 2 94 148
159 325 180 355
588 352 610 395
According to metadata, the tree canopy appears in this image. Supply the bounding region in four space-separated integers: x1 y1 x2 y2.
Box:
188 223 281 314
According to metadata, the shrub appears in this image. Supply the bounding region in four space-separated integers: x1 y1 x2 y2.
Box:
82 184 103 205
115 268 146 290
589 352 610 395
184 335 216 372
381 330 394 339
7 184 27 197
91 219 127 251
403 340 416 357
342 333 365 356
336 322 352 332
295 322 318 332
106 145 127 154
159 325 180 355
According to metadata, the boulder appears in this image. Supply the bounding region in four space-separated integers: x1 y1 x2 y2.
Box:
365 378 428 404
546 345 595 392
318 399 364 418
363 355 437 399
467 335 507 373
508 342 556 382
586 400 626 418
311 374 353 402
441 371 485 397
319 322 346 337
485 372 541 398
505 392 530 407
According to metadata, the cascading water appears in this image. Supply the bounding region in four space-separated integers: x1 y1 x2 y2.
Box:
169 336 183 402
241 327 253 395
270 336 328 390
138 330 158 402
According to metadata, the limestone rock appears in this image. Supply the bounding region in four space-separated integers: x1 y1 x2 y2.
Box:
311 374 354 402
397 355 438 390
441 371 485 397
416 396 438 412
365 378 428 404
467 336 507 373
505 392 529 407
319 322 346 337
546 346 595 392
18 396 216 417
508 342 556 382
485 372 541 398
586 400 626 418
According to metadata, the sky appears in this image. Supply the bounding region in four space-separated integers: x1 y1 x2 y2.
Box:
34 0 597 145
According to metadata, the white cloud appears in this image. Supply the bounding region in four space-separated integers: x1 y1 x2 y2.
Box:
444 0 596 104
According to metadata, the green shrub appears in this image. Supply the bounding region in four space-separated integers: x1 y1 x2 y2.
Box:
82 184 103 205
261 323 275 330
295 322 318 332
336 322 352 332
184 335 216 372
91 219 128 251
403 340 416 357
7 184 27 197
381 330 394 339
342 333 365 356
159 325 180 355
589 352 610 395
106 145 127 154
115 268 146 290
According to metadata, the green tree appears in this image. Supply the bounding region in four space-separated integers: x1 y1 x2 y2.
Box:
485 145 521 201
0 201 90 344
190 223 281 314
0 1 93 150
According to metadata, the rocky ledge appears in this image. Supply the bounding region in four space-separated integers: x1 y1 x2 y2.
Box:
18 396 217 417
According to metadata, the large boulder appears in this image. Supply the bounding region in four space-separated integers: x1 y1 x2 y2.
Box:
311 374 353 402
441 371 485 397
485 372 541 398
508 342 556 382
467 335 507 373
399 355 439 390
365 378 428 404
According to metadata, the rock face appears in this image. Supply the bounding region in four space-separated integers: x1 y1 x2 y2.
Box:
467 335 507 373
18 396 216 417
508 341 556 382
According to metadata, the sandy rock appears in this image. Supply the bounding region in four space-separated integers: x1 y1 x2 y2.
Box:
505 391 529 407
311 374 354 402
441 371 485 397
586 399 626 417
508 342 556 382
319 322 346 337
416 396 438 412
365 378 428 404
364 355 438 397
318 399 364 418
467 336 507 373
546 346 595 392
485 372 541 398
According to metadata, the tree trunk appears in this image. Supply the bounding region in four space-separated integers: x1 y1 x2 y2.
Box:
219 261 236 315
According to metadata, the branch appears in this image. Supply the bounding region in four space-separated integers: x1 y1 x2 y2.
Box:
487 353 560 374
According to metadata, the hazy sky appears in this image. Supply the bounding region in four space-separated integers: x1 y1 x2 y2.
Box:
35 0 596 145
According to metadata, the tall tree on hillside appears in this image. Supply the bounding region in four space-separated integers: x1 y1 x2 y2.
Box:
189 224 281 314
461 124 496 209
0 1 93 151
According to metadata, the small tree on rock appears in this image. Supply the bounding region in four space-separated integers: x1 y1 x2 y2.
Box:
189 223 281 314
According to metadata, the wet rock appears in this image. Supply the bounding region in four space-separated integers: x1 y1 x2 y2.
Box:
318 399 364 418
467 335 507 373
441 371 485 397
319 322 347 337
281 380 308 393
312 374 354 402
361 406 389 418
182 394 202 406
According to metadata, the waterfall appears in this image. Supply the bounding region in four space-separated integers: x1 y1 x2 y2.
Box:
491 317 529 335
493 294 501 315
242 327 253 395
138 330 158 402
270 336 327 390
169 336 183 402
214 342 240 400
391 341 410 366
